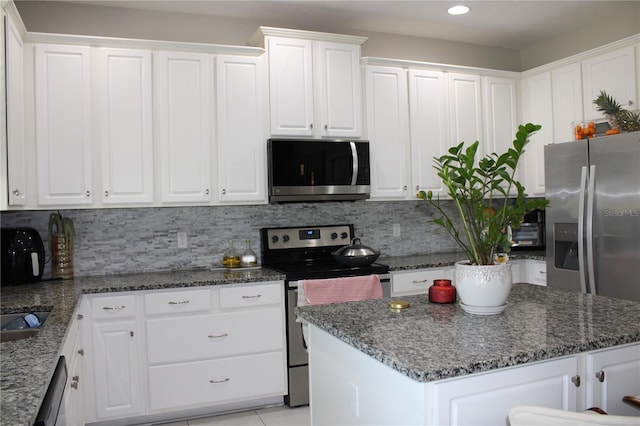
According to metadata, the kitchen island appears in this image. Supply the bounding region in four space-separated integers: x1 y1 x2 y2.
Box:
0 268 285 426
296 284 640 425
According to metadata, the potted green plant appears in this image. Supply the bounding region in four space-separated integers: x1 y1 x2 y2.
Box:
417 123 549 314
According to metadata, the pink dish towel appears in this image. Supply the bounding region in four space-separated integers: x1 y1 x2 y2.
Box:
302 275 382 306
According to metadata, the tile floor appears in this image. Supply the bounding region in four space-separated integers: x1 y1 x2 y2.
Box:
157 405 310 426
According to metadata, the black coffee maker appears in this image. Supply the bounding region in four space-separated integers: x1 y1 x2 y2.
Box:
1 227 45 286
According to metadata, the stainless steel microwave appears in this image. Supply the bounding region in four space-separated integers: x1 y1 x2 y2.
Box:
509 208 545 250
267 139 371 202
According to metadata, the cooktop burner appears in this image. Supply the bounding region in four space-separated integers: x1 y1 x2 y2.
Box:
260 224 389 281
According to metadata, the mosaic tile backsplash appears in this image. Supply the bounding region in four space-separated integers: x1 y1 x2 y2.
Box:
0 201 462 277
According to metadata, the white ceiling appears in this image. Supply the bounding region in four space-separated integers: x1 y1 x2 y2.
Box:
54 0 636 49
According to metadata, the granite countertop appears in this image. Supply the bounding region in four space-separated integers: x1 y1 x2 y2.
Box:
0 267 285 426
380 250 546 271
296 284 640 383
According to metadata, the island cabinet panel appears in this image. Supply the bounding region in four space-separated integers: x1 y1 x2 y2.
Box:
391 267 452 296
585 343 640 416
430 356 579 425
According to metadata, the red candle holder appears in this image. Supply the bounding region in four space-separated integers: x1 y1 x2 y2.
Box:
429 279 457 304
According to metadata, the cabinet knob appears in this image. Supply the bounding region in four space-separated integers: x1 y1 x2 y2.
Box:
205 189 210 195
72 375 79 382
324 124 328 130
104 190 109 197
12 189 20 196
70 382 78 389
416 186 419 191
309 123 313 130
595 370 605 382
77 348 84 356
222 189 227 195
85 190 91 197
629 100 634 106
76 314 84 320
403 185 407 191
571 375 581 387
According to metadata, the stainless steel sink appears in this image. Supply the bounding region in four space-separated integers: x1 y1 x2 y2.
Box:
1 311 50 342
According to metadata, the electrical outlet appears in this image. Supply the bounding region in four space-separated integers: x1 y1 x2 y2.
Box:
177 232 188 249
393 223 401 237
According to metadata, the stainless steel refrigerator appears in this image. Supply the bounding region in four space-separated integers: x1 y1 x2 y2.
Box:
544 131 640 302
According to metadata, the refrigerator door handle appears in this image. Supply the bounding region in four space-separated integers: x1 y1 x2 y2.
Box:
578 166 589 294
586 164 597 294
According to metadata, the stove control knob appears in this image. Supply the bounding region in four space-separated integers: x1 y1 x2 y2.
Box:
271 235 279 243
282 235 290 243
331 232 338 240
341 232 348 239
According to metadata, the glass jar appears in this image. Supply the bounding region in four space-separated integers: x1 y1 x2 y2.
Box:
222 239 241 268
240 239 258 267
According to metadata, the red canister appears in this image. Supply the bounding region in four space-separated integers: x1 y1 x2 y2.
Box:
428 279 456 304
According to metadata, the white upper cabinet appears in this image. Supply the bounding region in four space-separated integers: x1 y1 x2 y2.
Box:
5 11 27 206
520 72 554 196
482 76 519 185
447 73 483 156
156 51 212 203
267 37 315 137
259 28 365 138
551 62 583 143
364 66 410 200
215 54 267 203
582 46 637 120
316 41 362 138
408 69 448 197
35 44 93 205
97 48 154 204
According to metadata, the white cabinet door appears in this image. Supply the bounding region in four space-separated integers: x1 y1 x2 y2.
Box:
582 46 637 120
448 73 483 156
551 62 583 143
5 13 27 206
216 54 267 203
408 69 448 198
317 41 362 138
91 320 143 420
525 260 547 286
364 66 410 200
520 72 554 196
97 48 153 204
431 356 579 425
35 44 92 205
586 343 640 416
267 37 314 137
156 51 212 203
482 77 519 184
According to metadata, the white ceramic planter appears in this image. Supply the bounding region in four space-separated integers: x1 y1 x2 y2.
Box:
454 261 512 315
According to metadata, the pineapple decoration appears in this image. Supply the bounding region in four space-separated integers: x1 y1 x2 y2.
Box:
593 90 640 133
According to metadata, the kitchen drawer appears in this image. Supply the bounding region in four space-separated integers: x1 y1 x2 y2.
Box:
219 282 282 309
147 351 286 410
144 288 212 315
90 294 137 320
527 261 547 286
392 268 451 296
146 308 284 364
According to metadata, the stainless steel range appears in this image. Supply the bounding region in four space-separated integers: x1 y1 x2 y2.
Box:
260 224 390 407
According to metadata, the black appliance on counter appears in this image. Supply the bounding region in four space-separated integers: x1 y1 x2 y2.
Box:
261 224 389 407
1 227 46 286
509 208 545 250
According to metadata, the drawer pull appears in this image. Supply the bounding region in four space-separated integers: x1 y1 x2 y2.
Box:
412 279 429 284
595 370 605 382
71 382 78 389
241 294 262 299
209 378 230 384
207 333 229 339
168 300 190 305
102 305 126 310
571 375 581 387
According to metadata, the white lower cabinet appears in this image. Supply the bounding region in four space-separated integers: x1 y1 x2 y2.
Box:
431 357 578 425
58 298 87 426
391 268 451 297
81 281 286 423
525 260 547 286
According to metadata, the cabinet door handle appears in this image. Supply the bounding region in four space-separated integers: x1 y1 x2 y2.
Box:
309 123 313 130
209 378 230 384
412 279 429 284
222 189 227 195
76 314 84 320
403 185 407 191
324 124 328 130
205 189 210 195
77 348 84 356
241 294 262 299
207 333 229 339
104 190 109 197
102 305 126 310
168 300 190 305
571 375 581 387
86 190 91 197
72 375 79 382
595 370 605 382
71 382 78 389
12 189 20 196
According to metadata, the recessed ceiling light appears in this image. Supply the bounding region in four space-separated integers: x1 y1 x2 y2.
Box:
448 5 470 15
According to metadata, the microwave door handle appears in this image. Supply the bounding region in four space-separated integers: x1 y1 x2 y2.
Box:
350 142 358 186
577 166 588 294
